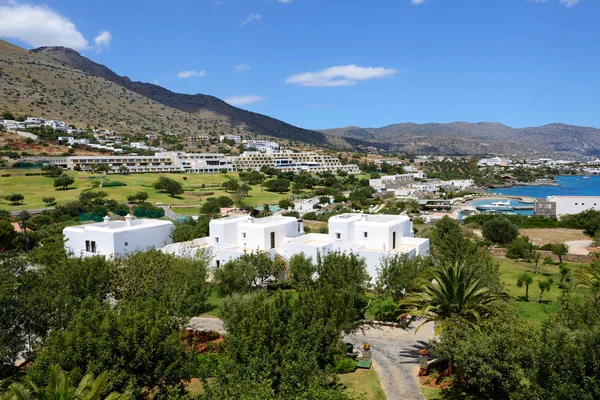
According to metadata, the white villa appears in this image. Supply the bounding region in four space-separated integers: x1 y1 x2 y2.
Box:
63 215 174 258
162 213 429 282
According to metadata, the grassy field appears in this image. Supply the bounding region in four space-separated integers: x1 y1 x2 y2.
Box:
495 256 590 328
338 368 387 400
421 386 443 399
520 228 589 246
0 169 290 210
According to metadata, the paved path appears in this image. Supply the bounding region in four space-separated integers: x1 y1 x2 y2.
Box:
566 240 594 256
344 322 435 400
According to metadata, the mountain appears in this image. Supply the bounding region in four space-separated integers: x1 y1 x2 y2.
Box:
321 121 600 157
0 39 329 146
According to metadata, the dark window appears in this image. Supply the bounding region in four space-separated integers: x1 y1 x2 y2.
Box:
270 232 276 249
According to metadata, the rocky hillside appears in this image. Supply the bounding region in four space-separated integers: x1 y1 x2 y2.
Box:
0 39 329 146
322 121 600 157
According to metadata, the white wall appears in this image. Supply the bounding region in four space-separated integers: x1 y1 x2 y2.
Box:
550 196 600 218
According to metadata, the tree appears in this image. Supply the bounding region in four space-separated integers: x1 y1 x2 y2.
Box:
126 191 148 203
278 198 295 210
258 204 272 218
118 165 129 174
5 193 24 205
516 273 534 301
42 197 55 206
532 251 542 274
205 290 355 399
29 299 194 395
213 252 284 296
551 243 569 264
0 221 20 252
153 176 182 197
399 263 508 331
222 179 240 193
376 254 431 299
1 365 132 400
171 215 212 243
263 178 290 193
289 253 316 291
506 236 534 260
573 260 600 303
537 278 554 303
53 173 75 190
559 264 571 287
430 314 537 399
482 217 520 245
41 165 63 177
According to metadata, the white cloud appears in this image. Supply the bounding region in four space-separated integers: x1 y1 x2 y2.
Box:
177 70 207 78
411 0 425 4
233 64 251 73
241 12 262 27
152 80 159 85
93 30 111 51
529 0 548 3
285 65 398 87
278 0 294 3
225 95 265 106
560 0 579 7
0 2 89 49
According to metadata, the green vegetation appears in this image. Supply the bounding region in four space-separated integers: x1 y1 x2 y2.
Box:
338 368 387 400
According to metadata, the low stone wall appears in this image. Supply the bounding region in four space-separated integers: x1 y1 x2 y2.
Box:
489 247 594 264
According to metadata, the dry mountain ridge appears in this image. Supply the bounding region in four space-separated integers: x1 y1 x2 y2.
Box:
0 39 329 146
321 121 600 157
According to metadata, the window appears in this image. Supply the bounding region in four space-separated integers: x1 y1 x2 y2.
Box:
363 232 368 239
124 242 129 247
85 240 97 253
242 232 247 239
575 203 578 205
335 232 341 240
215 237 219 243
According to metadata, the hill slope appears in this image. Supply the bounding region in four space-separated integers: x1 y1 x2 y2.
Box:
0 39 328 146
322 121 600 157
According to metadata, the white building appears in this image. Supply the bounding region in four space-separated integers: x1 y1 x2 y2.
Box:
537 196 600 219
243 139 280 152
163 213 429 282
63 215 174 258
220 135 242 143
233 150 361 175
293 197 320 212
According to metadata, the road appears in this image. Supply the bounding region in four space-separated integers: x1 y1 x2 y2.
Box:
344 322 435 400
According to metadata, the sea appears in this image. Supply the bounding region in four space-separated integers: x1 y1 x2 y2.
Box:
470 175 600 216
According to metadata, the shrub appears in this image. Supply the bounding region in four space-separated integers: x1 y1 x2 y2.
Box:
482 217 519 245
133 203 165 218
335 358 356 374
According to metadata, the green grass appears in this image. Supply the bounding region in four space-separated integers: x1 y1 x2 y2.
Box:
0 170 291 210
496 257 590 328
421 386 443 400
338 368 386 400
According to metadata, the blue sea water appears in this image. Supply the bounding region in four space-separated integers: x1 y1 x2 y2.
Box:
489 175 600 198
467 176 600 216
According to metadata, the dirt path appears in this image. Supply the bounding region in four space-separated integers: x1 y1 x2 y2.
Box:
565 240 594 256
344 322 435 400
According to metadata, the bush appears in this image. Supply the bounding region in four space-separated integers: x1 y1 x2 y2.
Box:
133 203 165 218
482 217 519 245
92 180 127 188
335 358 356 374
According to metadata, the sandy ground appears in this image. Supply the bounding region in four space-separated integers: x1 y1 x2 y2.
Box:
344 322 435 400
520 228 590 247
187 316 226 333
565 240 595 255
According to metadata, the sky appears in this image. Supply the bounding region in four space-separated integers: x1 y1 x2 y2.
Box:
0 0 599 130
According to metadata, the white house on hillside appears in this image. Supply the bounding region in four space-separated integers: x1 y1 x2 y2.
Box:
64 215 174 258
162 213 429 282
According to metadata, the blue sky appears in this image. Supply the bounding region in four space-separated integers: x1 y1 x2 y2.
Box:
1 0 599 130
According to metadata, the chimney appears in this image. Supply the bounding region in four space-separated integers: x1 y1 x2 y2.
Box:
298 219 304 234
248 216 254 224
125 214 133 227
103 215 110 225
361 213 367 221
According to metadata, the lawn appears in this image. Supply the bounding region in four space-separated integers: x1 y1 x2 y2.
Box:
421 386 443 400
338 368 386 400
495 256 591 328
0 170 290 210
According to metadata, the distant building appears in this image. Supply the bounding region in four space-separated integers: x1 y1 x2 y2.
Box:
187 134 212 143
535 196 600 219
234 150 360 174
220 135 242 143
63 215 174 259
293 197 320 212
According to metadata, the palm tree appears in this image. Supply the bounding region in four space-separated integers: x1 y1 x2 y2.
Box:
258 204 272 218
398 263 508 332
0 365 131 400
574 260 600 303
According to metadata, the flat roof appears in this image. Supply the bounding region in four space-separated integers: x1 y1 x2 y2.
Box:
330 213 409 224
65 218 173 232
